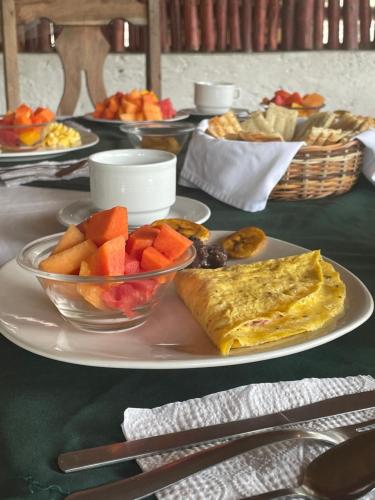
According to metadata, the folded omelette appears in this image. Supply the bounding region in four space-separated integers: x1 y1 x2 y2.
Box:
175 251 346 355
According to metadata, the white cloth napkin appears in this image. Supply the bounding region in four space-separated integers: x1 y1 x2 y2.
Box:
123 375 375 499
0 157 89 187
356 129 375 186
179 120 305 212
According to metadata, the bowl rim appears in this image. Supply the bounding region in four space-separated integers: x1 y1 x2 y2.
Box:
120 122 196 134
17 232 196 283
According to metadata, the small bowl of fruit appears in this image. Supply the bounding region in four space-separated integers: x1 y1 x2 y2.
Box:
0 104 55 151
262 90 325 117
121 122 196 156
17 206 196 333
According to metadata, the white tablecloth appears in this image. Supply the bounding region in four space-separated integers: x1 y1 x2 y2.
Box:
0 186 86 266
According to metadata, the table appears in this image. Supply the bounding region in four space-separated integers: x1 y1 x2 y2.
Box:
1 119 374 499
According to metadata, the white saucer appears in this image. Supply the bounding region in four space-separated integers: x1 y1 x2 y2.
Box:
57 195 211 228
179 107 249 118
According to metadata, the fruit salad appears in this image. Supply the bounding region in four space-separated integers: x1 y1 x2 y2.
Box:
92 90 176 122
38 206 193 318
0 104 55 150
262 90 325 117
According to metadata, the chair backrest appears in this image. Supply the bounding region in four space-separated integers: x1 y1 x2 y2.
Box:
1 0 161 115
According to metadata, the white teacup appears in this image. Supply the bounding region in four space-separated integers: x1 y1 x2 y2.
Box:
194 81 241 115
89 149 176 226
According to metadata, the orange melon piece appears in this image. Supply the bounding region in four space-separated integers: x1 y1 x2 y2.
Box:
87 235 126 276
39 239 97 274
143 102 162 121
126 226 160 259
119 112 136 122
153 223 193 260
77 261 109 310
51 225 85 255
84 206 128 246
141 245 171 271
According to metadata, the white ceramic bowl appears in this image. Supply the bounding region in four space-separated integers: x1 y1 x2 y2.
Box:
89 149 176 226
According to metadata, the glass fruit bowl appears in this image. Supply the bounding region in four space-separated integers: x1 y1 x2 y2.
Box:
121 122 196 155
0 119 53 151
17 233 196 333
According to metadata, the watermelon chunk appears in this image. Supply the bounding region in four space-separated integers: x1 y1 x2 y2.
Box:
159 98 176 119
124 253 141 274
102 279 158 317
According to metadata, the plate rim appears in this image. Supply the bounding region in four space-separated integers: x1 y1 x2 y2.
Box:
0 129 99 161
178 107 250 117
57 195 212 228
83 111 190 126
0 233 373 369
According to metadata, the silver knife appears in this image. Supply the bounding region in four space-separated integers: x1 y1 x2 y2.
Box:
65 417 375 500
58 389 375 473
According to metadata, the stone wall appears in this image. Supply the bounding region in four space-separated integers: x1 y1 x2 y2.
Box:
0 51 373 115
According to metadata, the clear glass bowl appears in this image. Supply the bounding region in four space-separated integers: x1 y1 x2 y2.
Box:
0 119 53 151
121 122 196 155
17 233 196 333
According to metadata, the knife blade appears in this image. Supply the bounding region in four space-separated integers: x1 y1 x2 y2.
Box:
58 389 375 473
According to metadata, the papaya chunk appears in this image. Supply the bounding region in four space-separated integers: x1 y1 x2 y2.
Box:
153 223 193 260
141 246 172 271
126 225 160 259
87 235 126 276
84 206 128 246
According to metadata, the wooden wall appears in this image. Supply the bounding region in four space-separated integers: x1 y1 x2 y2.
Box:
10 0 375 53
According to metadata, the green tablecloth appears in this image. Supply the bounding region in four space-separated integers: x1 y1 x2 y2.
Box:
1 119 374 499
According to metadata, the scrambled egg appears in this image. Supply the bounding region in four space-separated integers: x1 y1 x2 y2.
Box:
43 123 81 148
175 251 346 355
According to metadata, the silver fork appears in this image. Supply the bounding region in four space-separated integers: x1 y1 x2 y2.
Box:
66 417 375 500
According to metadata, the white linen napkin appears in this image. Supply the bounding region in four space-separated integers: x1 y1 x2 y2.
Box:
123 375 375 499
356 129 375 186
179 120 305 212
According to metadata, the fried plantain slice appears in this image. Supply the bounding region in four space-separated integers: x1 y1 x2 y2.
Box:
221 226 267 258
151 218 211 242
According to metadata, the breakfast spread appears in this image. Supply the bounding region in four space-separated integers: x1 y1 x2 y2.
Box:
175 250 346 355
207 105 375 146
92 90 176 122
38 206 193 317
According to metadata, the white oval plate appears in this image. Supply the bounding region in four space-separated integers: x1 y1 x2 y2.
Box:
57 195 211 228
0 233 373 369
83 111 189 126
0 129 99 162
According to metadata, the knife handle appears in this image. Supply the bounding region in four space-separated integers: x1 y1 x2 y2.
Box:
65 429 325 500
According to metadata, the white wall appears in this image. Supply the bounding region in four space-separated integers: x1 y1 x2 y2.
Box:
1 50 374 115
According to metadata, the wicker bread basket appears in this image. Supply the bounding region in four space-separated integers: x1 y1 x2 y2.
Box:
270 139 364 200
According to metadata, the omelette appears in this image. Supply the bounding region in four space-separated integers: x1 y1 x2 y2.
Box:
175 251 346 355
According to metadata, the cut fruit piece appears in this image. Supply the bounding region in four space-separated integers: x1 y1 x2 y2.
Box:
102 279 158 317
87 235 126 276
153 223 193 260
126 225 160 259
152 218 210 242
77 261 109 310
51 225 85 255
84 206 128 246
221 226 267 258
39 239 97 274
124 253 141 274
140 245 172 271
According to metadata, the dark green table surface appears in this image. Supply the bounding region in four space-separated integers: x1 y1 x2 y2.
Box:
1 119 374 499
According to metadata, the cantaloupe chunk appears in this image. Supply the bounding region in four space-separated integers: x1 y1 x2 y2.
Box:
39 239 97 274
85 206 128 246
51 225 85 255
87 235 126 276
77 261 109 310
153 223 193 260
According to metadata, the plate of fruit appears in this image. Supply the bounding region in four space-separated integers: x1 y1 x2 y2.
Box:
0 104 99 160
85 90 189 125
262 90 325 117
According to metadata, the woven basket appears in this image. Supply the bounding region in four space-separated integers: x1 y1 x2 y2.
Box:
270 140 364 200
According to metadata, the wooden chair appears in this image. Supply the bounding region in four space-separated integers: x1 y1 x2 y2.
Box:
0 0 161 115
